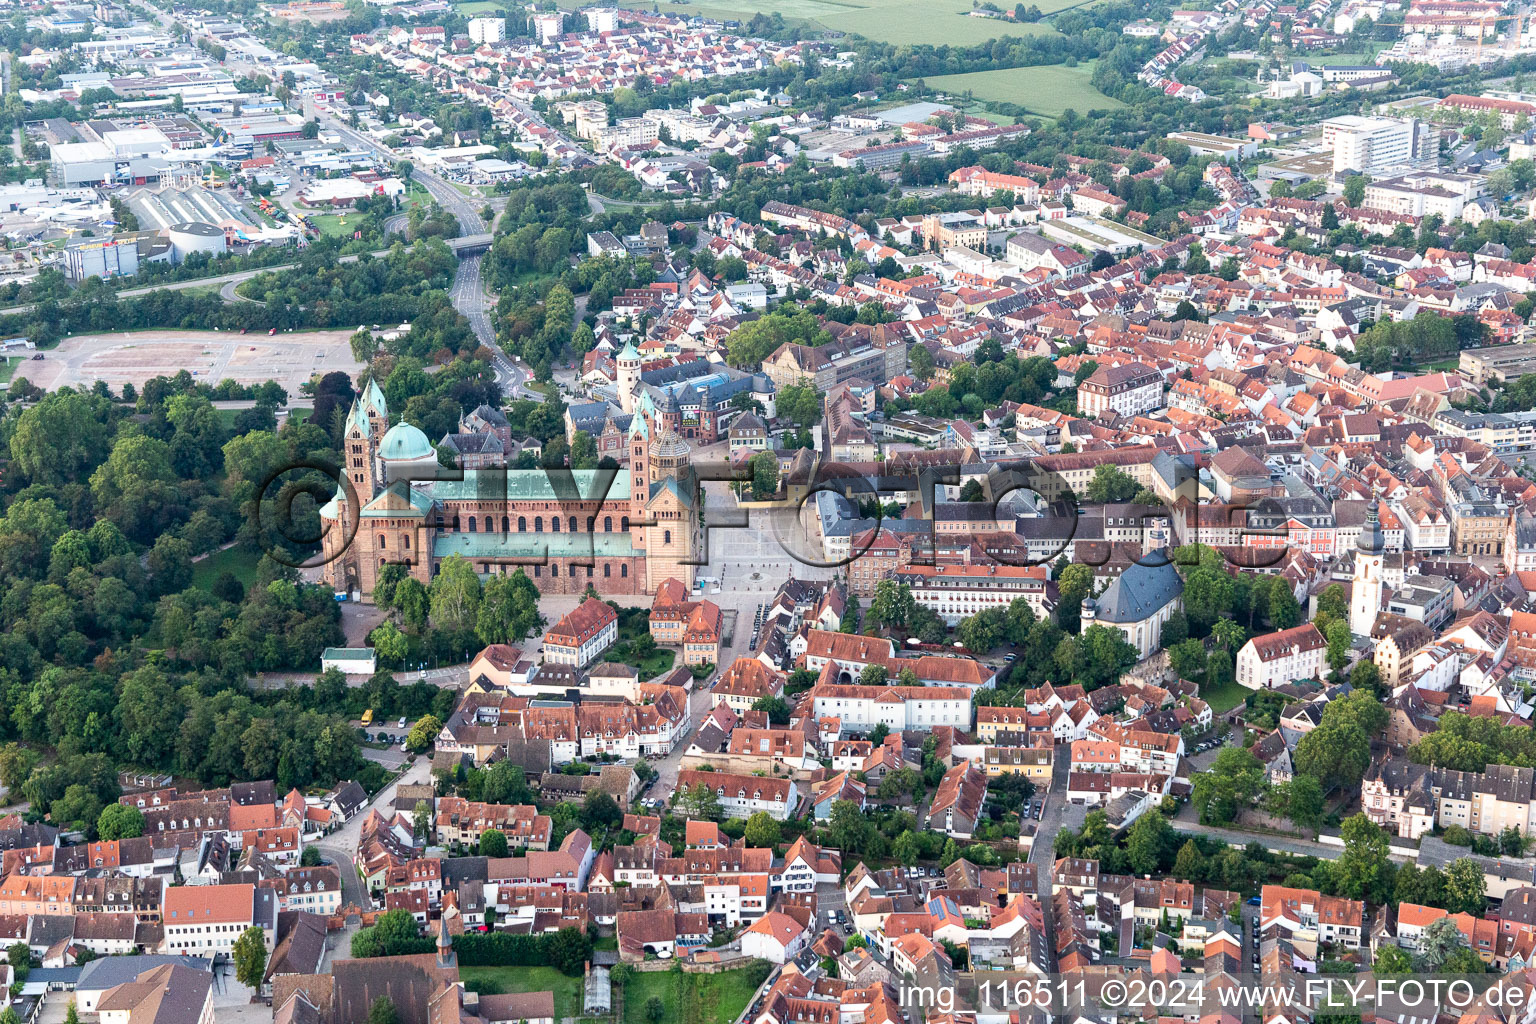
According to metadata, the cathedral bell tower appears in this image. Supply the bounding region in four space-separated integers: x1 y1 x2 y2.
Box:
645 428 696 592
628 413 650 550
343 401 378 501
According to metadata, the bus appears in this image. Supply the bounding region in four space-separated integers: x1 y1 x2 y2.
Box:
361 709 374 726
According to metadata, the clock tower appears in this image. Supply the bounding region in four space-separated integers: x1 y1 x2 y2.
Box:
1350 497 1385 636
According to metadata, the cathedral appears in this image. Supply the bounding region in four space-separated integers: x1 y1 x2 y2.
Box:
318 375 701 601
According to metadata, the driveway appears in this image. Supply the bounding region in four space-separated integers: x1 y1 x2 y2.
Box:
1027 745 1075 860
362 746 410 770
1168 818 1412 863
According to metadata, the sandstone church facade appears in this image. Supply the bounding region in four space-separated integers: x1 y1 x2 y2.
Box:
319 373 701 600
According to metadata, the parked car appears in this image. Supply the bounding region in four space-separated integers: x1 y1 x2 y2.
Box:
398 717 407 729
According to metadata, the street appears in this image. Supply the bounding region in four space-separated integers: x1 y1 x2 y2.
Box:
1025 743 1082 970
310 754 435 957
316 115 545 404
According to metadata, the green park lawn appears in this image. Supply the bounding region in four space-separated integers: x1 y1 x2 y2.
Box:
604 605 678 679
308 214 361 239
620 967 763 1024
1308 46 1386 64
1199 677 1249 714
191 546 264 592
459 966 585 1019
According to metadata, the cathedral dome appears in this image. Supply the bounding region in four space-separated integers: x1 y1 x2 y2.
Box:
379 421 435 462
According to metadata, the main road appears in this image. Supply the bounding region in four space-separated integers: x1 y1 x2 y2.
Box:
316 116 545 403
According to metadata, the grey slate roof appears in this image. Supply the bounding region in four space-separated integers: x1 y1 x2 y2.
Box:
77 955 211 993
1086 549 1182 624
331 780 366 818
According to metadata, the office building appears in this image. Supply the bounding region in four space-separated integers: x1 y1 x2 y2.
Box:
1322 115 1417 177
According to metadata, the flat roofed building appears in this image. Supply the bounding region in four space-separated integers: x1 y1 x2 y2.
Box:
1322 115 1417 177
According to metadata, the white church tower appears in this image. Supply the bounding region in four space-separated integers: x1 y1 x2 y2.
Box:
1350 497 1385 636
617 340 641 415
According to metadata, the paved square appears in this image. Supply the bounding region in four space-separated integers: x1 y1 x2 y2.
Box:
30 329 363 393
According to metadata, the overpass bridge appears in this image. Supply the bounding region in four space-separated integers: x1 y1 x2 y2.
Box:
446 233 493 256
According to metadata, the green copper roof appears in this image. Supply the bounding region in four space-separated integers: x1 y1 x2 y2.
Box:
319 481 345 519
364 377 388 417
427 468 631 503
379 421 434 462
618 339 640 361
433 531 637 560
628 412 649 439
649 476 695 508
346 399 370 438
360 481 434 518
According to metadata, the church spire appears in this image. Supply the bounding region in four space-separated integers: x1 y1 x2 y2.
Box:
436 912 456 969
1356 494 1385 555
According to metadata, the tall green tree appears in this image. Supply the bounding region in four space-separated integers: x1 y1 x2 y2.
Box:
480 828 508 858
232 926 268 989
368 996 400 1024
744 812 780 848
1333 814 1393 903
1126 812 1173 875
1192 747 1265 825
96 803 145 841
428 555 481 633
1443 857 1487 915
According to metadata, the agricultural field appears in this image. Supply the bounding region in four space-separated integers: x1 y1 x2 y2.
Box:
915 63 1123 117
554 0 1065 46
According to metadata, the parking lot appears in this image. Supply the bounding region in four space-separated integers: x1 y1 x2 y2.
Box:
356 715 416 768
32 328 363 392
362 746 411 769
